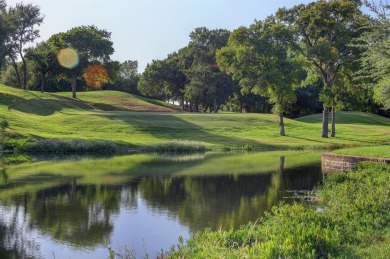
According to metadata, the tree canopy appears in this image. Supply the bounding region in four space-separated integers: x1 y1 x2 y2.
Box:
217 17 304 135
276 0 367 137
1 2 43 90
48 25 114 98
356 0 390 110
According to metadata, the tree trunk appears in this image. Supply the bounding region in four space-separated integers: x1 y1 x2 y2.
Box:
10 56 22 89
71 77 77 98
322 107 329 138
41 72 45 93
180 96 185 111
71 178 77 201
279 114 285 136
240 102 243 113
331 106 336 137
21 54 27 90
279 156 285 175
213 98 218 113
194 102 199 112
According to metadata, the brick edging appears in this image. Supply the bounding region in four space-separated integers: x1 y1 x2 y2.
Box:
322 153 390 173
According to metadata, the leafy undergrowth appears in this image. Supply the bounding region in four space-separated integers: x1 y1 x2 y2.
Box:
167 162 390 258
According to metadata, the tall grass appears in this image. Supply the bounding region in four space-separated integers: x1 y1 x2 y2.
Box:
167 162 390 258
141 140 207 152
27 138 118 154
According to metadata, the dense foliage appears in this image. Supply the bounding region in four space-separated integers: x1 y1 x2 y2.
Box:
168 162 390 258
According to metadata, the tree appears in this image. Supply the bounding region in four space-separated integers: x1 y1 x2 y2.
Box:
0 0 7 69
138 52 188 110
4 3 43 90
355 0 390 110
49 25 114 98
181 27 233 112
276 0 366 137
116 60 140 94
138 59 172 101
25 41 57 92
217 17 304 136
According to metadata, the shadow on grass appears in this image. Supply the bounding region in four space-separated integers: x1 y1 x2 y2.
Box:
98 112 277 148
9 96 94 116
0 93 25 107
296 112 390 126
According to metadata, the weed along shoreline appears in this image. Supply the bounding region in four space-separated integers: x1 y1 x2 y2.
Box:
322 152 390 173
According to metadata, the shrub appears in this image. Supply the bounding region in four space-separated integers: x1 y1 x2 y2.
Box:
0 119 8 131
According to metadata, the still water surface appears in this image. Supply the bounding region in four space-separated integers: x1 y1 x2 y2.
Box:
0 151 322 258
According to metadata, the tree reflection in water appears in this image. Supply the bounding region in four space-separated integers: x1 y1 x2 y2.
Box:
0 152 322 257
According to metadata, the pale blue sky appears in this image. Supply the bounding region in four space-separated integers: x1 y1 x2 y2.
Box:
6 0 378 71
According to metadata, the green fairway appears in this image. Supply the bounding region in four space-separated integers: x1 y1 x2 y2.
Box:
1 84 390 150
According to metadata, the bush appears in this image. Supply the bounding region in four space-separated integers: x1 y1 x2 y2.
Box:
169 204 353 258
0 132 31 153
0 119 8 131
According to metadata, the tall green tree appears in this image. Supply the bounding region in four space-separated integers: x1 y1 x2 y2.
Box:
138 59 172 101
217 17 304 136
138 52 187 109
49 25 114 98
4 3 43 90
0 0 7 69
355 0 390 110
115 60 140 94
276 0 366 137
182 27 233 112
25 41 57 92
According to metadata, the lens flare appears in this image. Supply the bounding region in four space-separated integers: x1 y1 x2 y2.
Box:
83 64 109 89
57 48 79 69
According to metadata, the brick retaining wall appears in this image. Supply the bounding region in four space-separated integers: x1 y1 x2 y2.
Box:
322 153 390 173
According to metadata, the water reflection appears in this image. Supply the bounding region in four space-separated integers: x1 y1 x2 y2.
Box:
0 151 322 258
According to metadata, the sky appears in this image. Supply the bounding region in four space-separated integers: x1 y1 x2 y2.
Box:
5 0 379 72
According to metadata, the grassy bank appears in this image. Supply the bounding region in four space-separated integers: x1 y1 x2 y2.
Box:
332 145 390 158
167 162 390 258
1 85 390 152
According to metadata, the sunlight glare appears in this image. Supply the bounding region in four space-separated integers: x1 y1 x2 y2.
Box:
57 48 79 69
83 64 109 89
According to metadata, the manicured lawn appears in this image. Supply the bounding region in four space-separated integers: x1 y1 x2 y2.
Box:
1 84 390 150
333 145 390 158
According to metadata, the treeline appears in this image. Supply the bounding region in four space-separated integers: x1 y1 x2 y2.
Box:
0 0 390 137
137 0 390 137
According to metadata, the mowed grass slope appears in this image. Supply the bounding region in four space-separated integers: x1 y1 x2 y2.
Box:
1 84 389 149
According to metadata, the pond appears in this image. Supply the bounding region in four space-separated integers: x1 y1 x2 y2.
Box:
0 151 323 258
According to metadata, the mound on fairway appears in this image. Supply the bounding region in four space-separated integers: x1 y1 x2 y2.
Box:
0 84 179 115
1 84 389 150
